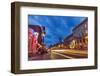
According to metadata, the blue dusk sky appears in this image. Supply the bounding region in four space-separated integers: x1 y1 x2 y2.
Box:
28 15 86 47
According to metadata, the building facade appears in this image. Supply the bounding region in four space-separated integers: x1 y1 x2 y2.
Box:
28 25 45 57
64 18 88 50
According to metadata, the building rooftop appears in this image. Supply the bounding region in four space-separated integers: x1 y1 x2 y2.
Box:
72 18 88 31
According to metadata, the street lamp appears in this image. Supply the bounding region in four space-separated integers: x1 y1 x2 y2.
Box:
41 26 45 45
42 32 45 44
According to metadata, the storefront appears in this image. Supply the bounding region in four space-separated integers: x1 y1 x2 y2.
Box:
28 25 45 57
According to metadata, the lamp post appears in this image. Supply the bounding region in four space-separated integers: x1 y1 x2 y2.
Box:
42 32 45 44
41 26 45 45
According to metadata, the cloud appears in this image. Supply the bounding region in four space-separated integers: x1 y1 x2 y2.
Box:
28 15 86 47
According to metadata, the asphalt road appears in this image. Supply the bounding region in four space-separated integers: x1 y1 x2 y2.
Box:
51 49 88 59
29 49 88 60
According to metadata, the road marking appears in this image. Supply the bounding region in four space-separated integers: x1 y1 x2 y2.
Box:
52 50 66 52
52 51 74 59
52 49 87 54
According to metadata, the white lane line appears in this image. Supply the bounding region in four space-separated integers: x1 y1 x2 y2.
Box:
52 51 74 59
